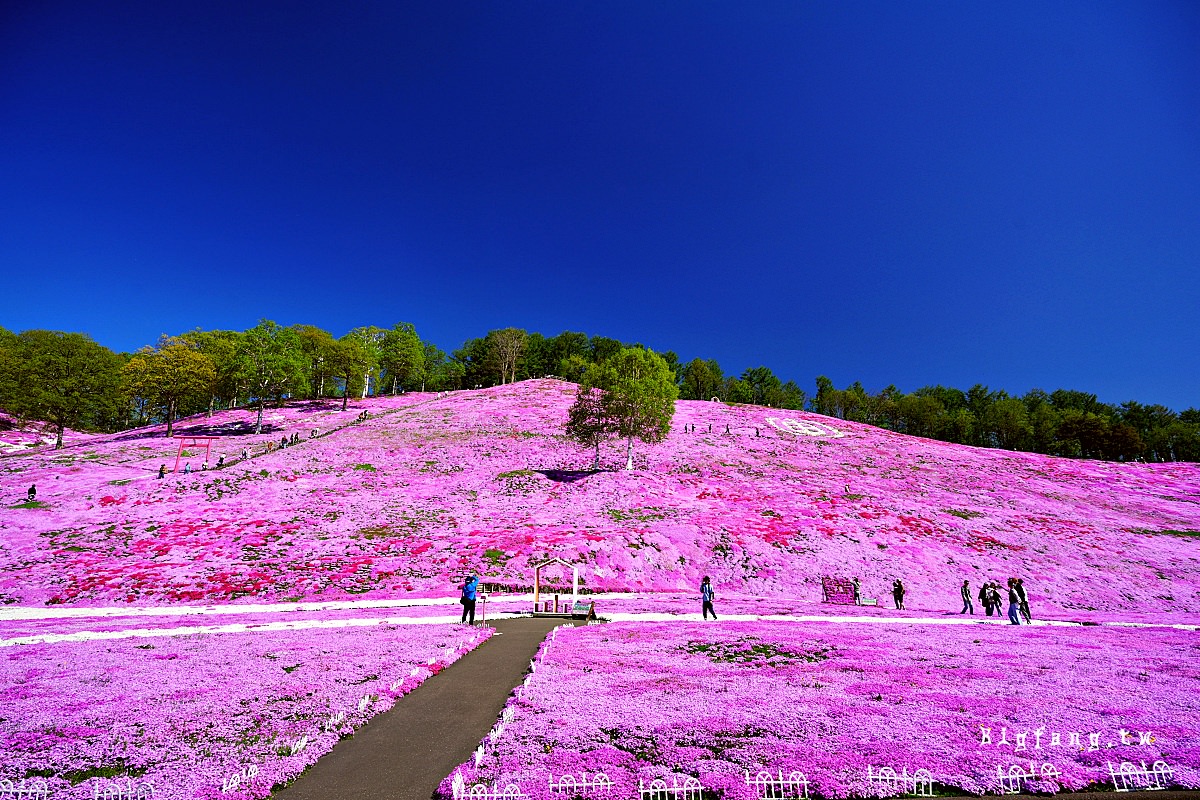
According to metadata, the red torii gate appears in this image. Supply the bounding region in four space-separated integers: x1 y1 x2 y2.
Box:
172 436 217 474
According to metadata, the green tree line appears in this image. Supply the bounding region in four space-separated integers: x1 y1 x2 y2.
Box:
0 322 1196 461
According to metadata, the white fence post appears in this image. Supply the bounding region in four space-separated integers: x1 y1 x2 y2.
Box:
867 766 932 797
91 779 156 799
744 769 810 799
1109 761 1173 792
0 779 50 800
638 776 703 800
550 772 612 796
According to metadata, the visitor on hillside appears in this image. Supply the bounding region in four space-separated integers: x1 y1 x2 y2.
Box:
1006 578 1021 625
988 583 1003 616
201 462 208 471
978 582 992 616
27 485 36 503
183 463 191 474
241 448 249 461
852 577 861 605
217 455 225 468
1015 578 1031 623
960 580 974 614
460 575 478 625
701 576 717 620
892 579 906 610
157 465 166 479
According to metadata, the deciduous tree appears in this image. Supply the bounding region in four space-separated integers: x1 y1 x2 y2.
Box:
237 320 307 434
121 338 217 436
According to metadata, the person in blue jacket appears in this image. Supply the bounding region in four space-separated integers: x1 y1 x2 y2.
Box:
460 575 478 625
701 575 717 620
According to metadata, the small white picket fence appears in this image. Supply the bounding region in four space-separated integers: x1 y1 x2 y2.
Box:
451 772 528 800
91 779 155 799
549 772 612 796
866 766 933 798
1108 760 1174 792
996 763 1059 794
638 775 704 800
745 769 810 800
0 779 49 800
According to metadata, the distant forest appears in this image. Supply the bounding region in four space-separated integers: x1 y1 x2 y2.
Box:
1 322 1197 462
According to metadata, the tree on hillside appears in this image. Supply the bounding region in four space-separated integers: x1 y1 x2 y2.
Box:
290 324 338 399
680 358 724 401
568 347 677 471
7 330 123 448
0 326 19 414
237 320 307 434
484 327 527 385
181 329 246 412
330 334 374 411
380 322 424 394
346 326 386 397
741 366 782 406
121 338 217 436
565 383 611 469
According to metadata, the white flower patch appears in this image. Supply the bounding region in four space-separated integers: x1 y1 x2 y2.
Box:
766 417 845 439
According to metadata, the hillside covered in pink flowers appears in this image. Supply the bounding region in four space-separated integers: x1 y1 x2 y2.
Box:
2 379 1198 615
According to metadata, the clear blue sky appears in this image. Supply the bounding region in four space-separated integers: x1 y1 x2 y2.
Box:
2 1 1197 410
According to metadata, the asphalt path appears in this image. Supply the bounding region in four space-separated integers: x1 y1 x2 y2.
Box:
273 616 577 800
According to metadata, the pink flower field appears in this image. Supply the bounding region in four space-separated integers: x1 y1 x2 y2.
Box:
2 380 1198 797
2 380 1198 613
452 620 1200 798
1 621 491 799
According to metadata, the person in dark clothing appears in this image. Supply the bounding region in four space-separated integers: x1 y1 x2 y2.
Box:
460 575 478 625
892 579 906 610
27 485 37 503
1015 578 1031 623
960 580 974 614
157 465 166 479
701 576 717 620
978 583 991 616
1006 578 1021 625
988 583 1003 616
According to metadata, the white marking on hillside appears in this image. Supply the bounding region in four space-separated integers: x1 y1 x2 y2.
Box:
766 416 845 438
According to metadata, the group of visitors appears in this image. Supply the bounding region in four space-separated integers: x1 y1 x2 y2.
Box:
965 578 1031 624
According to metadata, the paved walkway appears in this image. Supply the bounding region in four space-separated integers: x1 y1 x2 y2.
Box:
273 617 577 800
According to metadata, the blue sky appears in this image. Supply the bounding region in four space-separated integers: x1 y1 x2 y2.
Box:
2 1 1197 409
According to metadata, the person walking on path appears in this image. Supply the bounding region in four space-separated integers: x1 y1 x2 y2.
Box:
1006 578 1021 625
460 575 478 625
27 485 36 503
892 579 906 610
960 580 974 614
1015 578 1031 623
701 576 717 620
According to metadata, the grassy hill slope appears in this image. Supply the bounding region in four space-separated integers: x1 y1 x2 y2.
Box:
2 379 1197 613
